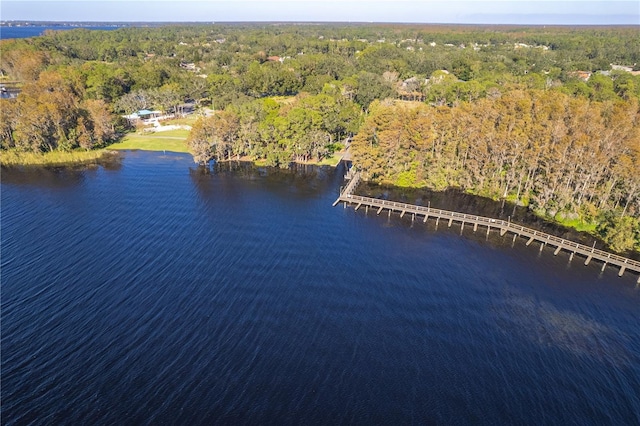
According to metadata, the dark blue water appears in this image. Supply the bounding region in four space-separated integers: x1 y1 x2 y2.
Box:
0 25 120 40
2 152 639 425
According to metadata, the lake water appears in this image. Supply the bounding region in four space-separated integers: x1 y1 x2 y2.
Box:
2 152 639 425
0 25 121 40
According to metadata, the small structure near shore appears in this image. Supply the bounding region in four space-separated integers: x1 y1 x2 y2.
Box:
123 109 164 125
0 85 20 99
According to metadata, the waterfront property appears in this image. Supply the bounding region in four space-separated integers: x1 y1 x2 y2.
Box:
0 83 20 99
123 109 165 126
335 171 640 283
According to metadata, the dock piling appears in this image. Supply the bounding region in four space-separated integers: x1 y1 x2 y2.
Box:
332 171 640 279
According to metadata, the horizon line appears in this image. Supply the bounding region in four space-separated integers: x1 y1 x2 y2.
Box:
2 19 639 26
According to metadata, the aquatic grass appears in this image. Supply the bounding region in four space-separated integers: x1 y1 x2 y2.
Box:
0 149 109 166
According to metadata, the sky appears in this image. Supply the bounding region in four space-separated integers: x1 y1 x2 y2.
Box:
1 0 639 25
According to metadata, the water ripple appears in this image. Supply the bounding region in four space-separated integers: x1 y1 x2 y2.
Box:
2 154 639 425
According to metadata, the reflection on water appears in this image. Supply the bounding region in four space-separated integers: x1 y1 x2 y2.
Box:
0 151 123 188
357 181 637 257
190 161 344 205
0 166 89 189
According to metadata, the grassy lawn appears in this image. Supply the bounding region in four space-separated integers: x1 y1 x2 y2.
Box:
166 116 199 126
108 130 190 153
316 153 343 167
554 217 598 234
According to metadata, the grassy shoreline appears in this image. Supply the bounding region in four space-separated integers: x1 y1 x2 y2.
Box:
1 145 346 168
0 128 192 167
1 149 114 167
0 146 345 168
107 130 191 153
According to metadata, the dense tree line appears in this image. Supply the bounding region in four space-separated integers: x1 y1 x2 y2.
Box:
351 93 640 252
187 91 361 166
2 24 638 116
1 69 115 151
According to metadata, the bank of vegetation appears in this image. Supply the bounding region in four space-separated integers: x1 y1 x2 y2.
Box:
0 24 638 251
0 148 110 166
352 95 639 252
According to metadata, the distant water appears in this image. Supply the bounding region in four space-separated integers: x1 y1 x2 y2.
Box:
0 25 120 40
2 152 639 425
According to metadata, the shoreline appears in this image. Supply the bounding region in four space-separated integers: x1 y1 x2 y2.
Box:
0 146 346 168
5 147 628 258
0 149 119 168
354 176 640 260
337 176 640 281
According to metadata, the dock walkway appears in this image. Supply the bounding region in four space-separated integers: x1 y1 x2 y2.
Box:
334 172 640 282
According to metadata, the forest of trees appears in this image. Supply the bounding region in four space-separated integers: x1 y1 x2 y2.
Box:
187 91 361 166
351 94 639 251
1 23 639 251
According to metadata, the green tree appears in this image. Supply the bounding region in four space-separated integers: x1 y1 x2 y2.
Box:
587 73 616 101
0 99 17 149
13 70 81 152
354 71 394 111
597 214 638 253
186 116 215 164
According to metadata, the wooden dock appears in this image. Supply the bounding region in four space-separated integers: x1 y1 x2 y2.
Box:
334 172 640 283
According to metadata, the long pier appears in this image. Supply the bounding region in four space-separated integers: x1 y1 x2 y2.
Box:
334 172 640 283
